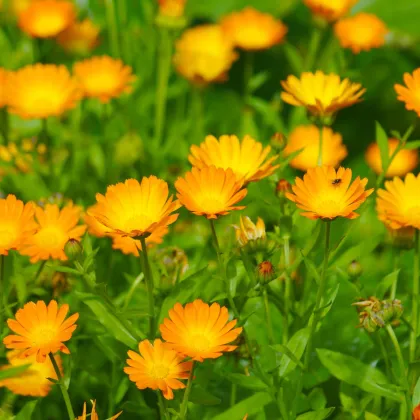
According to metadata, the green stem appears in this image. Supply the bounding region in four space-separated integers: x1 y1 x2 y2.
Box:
118 0 131 64
243 51 254 103
0 108 9 144
48 353 75 420
305 26 323 71
191 86 205 143
376 332 392 381
154 27 172 147
317 125 324 166
262 286 275 344
283 236 291 344
158 391 170 420
139 236 156 338
390 250 400 300
410 230 420 363
230 383 237 407
179 361 195 420
33 260 47 286
0 255 4 335
105 0 120 57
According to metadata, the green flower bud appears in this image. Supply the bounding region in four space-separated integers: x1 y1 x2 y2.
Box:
64 238 83 260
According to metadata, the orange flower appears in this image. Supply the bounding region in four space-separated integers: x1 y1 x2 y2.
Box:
334 13 388 54
160 299 243 362
77 400 122 420
0 194 37 255
20 203 87 263
0 350 61 396
175 166 247 219
395 68 420 117
221 7 287 51
365 138 418 178
286 166 374 220
413 403 420 420
57 19 100 55
174 24 238 85
124 339 192 400
7 64 81 119
73 56 136 103
303 0 358 21
3 300 79 362
158 0 186 18
0 68 9 108
18 0 76 38
85 204 108 238
284 125 348 171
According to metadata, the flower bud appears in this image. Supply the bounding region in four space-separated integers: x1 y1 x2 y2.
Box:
257 261 276 285
64 238 83 260
276 179 291 197
115 132 144 166
270 132 287 151
347 260 362 278
155 246 189 291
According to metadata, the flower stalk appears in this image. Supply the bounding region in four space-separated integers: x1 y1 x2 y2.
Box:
283 235 291 344
262 286 275 344
410 229 420 363
179 361 195 420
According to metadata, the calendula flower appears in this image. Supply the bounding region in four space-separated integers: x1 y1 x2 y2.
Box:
77 400 122 420
413 404 420 420
158 0 186 18
0 350 61 397
3 300 78 362
160 299 243 362
284 125 348 171
304 0 357 21
365 138 418 178
124 339 192 400
395 68 420 117
7 64 81 119
0 195 37 255
18 0 76 38
89 177 180 239
57 19 100 55
174 24 238 85
84 204 108 238
334 13 388 54
234 216 266 246
73 56 136 103
175 166 247 219
189 135 279 183
20 203 87 263
0 68 9 108
281 71 365 119
286 166 374 220
221 7 287 51
377 173 420 229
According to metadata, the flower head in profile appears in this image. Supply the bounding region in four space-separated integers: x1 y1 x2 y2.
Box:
57 19 100 55
7 64 81 119
0 350 61 396
234 216 266 246
0 195 37 256
395 68 420 117
365 138 418 178
73 56 136 103
175 166 247 219
281 71 365 119
0 68 9 108
124 339 192 400
20 203 86 263
304 0 357 21
77 400 122 420
377 173 420 229
284 125 348 171
18 0 76 38
160 299 242 362
334 13 388 54
221 7 287 51
286 166 374 220
174 24 238 85
189 135 279 183
89 177 180 239
3 300 79 362
158 0 186 18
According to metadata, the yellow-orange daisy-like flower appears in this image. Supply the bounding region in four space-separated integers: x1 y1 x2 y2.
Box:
377 173 420 229
0 68 9 108
85 204 108 238
158 0 186 18
234 215 266 246
57 19 100 55
0 194 37 256
3 300 79 362
160 299 243 362
303 0 357 21
124 339 192 400
365 138 418 178
175 166 247 219
395 68 420 117
284 124 348 171
334 13 388 54
281 71 365 119
18 0 76 38
174 24 238 85
189 135 279 184
0 350 61 396
89 177 180 239
7 64 81 119
286 166 374 220
20 203 86 263
76 400 122 420
221 7 287 51
73 56 135 103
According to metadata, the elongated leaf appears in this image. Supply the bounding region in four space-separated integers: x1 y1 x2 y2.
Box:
189 385 221 405
375 121 389 171
16 400 38 420
283 43 304 74
296 408 335 420
413 376 420 407
249 71 270 93
0 363 30 380
278 328 310 377
375 270 399 299
403 140 420 150
225 373 268 391
271 343 304 370
301 252 321 285
317 349 403 401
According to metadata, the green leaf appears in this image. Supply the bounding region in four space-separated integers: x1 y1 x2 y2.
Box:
212 392 272 420
249 71 270 93
189 385 222 405
317 349 403 401
15 400 38 420
89 143 106 179
0 363 31 380
280 147 304 169
308 388 327 410
375 121 389 171
225 373 268 391
283 43 304 74
270 343 304 370
47 264 82 275
365 413 382 420
301 252 321 285
412 376 420 407
278 328 310 377
403 140 420 150
375 270 399 299
296 408 335 420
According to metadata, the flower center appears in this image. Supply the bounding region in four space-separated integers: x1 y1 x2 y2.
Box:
0 226 17 248
190 334 212 352
124 214 154 234
84 72 119 94
199 198 224 214
315 199 344 218
405 206 420 225
34 226 67 250
149 364 169 379
31 326 57 347
33 12 67 36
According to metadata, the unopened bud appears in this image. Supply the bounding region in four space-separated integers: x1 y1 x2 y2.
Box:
347 260 362 278
276 179 291 197
64 238 83 260
271 133 287 151
257 261 276 285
